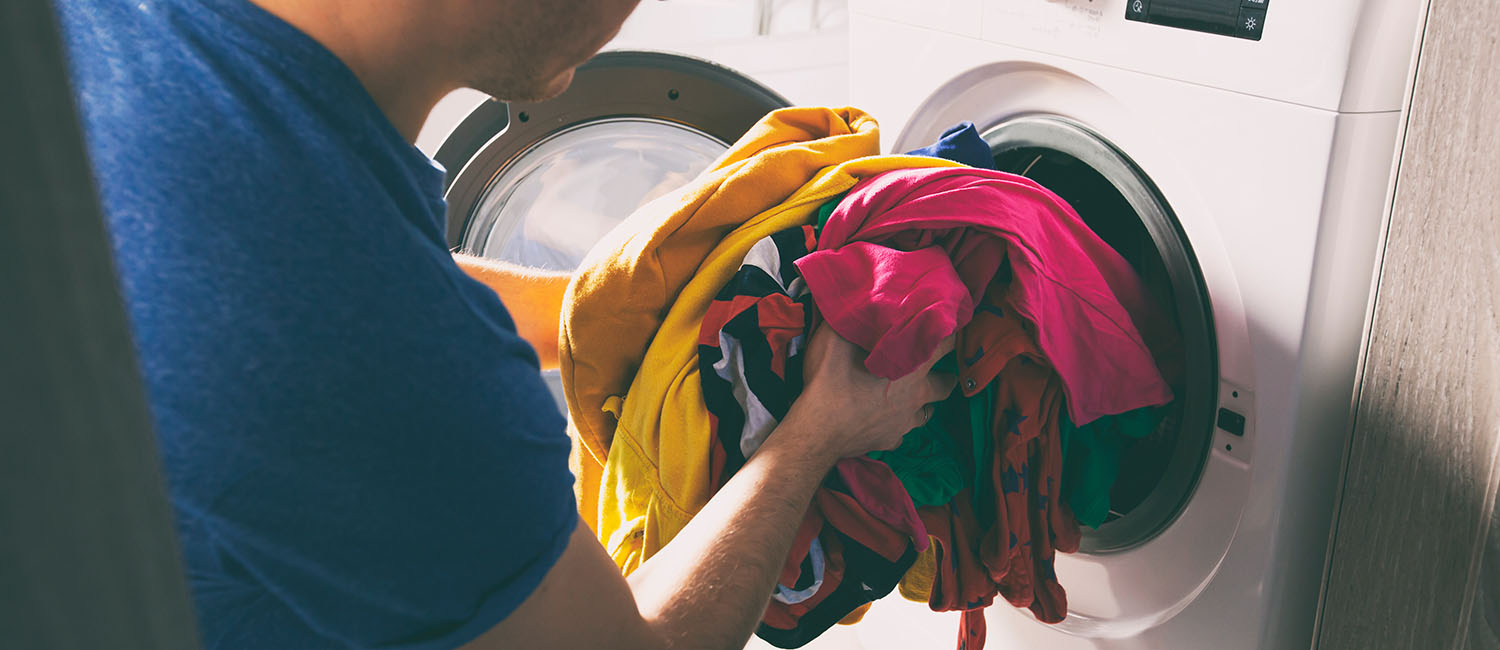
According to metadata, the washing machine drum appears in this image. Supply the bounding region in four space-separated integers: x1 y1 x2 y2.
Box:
438 50 791 264
984 116 1219 552
436 51 789 406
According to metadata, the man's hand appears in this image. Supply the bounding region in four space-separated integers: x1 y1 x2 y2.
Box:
793 324 959 460
464 326 956 650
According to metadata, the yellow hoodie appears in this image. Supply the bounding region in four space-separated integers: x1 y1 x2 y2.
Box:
559 107 962 569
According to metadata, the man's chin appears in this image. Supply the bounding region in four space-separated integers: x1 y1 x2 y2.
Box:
536 68 576 100
493 68 574 104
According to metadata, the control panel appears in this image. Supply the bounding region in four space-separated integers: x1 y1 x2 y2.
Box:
1126 0 1268 41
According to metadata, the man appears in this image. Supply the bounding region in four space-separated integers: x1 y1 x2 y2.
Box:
56 0 955 648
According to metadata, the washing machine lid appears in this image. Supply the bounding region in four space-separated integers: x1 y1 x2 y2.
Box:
437 50 790 267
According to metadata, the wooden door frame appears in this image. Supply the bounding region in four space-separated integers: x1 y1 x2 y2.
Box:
1316 0 1500 647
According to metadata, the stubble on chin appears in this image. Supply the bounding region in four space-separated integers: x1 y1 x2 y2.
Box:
459 0 608 103
466 49 579 103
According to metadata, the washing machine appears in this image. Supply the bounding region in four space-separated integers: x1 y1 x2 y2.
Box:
432 0 1429 644
833 0 1428 648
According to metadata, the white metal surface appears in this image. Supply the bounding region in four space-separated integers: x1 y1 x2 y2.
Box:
856 0 1426 112
809 1 1422 647
416 0 851 156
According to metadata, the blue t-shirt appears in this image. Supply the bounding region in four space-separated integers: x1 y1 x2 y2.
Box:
55 0 577 647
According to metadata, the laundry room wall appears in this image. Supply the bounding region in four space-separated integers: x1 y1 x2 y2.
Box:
416 0 851 157
1316 0 1500 647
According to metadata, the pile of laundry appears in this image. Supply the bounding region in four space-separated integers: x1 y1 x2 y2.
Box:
558 107 1179 650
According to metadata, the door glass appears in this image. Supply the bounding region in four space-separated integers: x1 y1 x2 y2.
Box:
461 117 728 410
463 117 728 269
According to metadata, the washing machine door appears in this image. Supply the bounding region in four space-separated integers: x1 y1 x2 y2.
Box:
436 50 789 407
983 116 1220 554
436 50 790 265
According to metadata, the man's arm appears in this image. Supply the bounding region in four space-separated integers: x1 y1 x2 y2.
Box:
463 327 957 650
455 254 568 370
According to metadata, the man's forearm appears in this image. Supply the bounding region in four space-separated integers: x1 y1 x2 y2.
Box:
458 328 949 650
454 254 568 369
626 408 844 650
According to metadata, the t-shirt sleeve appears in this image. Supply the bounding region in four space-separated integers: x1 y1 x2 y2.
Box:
156 191 578 648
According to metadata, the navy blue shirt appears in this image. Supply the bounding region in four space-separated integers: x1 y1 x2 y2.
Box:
905 122 996 170
55 1 577 647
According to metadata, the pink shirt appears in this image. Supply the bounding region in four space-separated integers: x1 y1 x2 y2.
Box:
795 167 1173 425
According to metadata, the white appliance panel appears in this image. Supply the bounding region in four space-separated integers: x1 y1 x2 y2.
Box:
833 13 1407 649
852 0 1425 112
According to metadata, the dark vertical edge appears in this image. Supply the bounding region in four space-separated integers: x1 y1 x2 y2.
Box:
1468 500 1500 649
0 1 201 648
